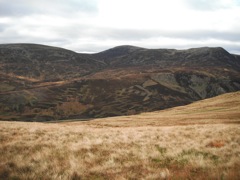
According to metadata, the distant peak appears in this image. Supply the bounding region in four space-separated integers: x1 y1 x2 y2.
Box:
93 45 144 60
0 43 76 53
114 45 143 48
187 46 227 51
185 46 230 55
104 45 144 52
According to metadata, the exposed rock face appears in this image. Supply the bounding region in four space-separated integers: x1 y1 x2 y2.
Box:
151 73 186 93
0 44 240 121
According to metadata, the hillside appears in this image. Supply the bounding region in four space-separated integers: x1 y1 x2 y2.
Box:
0 44 105 81
0 44 240 121
85 91 240 127
0 92 239 179
93 46 240 69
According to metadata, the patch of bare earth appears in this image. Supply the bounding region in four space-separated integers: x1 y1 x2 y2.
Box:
0 91 240 179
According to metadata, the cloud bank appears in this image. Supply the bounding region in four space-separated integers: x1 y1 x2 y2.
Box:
0 0 240 54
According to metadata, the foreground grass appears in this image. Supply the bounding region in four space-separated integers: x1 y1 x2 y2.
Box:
0 92 240 179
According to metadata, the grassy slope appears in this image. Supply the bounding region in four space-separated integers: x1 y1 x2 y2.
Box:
0 91 239 179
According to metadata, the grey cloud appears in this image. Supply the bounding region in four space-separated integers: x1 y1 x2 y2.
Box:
0 0 239 55
0 1 36 17
62 0 98 13
2 21 239 53
79 28 240 42
36 0 99 16
166 30 240 42
52 27 240 53
0 24 7 32
183 0 233 11
0 0 98 17
0 23 65 45
225 46 240 55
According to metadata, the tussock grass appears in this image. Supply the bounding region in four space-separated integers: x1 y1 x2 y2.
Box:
0 92 240 179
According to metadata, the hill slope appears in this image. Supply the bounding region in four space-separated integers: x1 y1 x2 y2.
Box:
86 91 240 127
93 46 240 69
0 92 239 179
0 43 105 81
0 44 240 121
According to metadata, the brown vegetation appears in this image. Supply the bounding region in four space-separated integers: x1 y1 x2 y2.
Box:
1 44 240 121
0 92 239 179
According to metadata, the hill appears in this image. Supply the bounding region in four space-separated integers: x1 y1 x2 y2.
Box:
0 92 239 179
0 43 104 81
0 44 240 121
85 91 240 127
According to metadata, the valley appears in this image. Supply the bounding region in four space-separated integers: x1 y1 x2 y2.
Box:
0 44 240 121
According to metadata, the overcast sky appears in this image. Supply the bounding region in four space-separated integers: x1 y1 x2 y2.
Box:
0 0 240 54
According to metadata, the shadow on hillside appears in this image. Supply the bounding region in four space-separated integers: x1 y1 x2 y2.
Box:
43 118 96 123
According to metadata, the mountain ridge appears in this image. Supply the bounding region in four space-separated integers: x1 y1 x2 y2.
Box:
0 43 239 121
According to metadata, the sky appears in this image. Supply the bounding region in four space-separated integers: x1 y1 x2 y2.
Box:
0 0 240 54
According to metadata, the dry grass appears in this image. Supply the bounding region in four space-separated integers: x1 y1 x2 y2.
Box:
0 92 240 179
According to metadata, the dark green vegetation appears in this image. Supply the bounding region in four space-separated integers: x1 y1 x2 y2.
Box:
0 44 240 121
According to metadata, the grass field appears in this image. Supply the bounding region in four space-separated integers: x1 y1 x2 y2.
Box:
0 91 240 179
